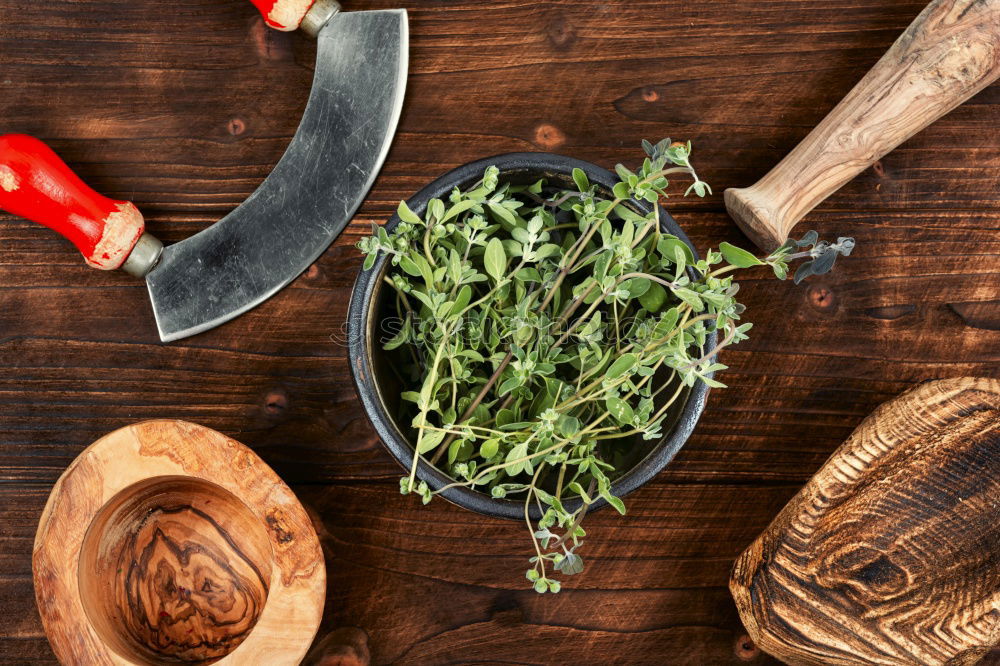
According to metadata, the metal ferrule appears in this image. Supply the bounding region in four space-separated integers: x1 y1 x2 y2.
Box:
121 232 164 278
301 0 341 38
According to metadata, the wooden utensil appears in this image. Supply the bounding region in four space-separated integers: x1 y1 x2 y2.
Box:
730 377 1000 665
725 0 1000 250
33 420 326 665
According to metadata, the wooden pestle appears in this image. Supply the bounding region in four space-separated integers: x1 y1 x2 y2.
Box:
725 0 1000 250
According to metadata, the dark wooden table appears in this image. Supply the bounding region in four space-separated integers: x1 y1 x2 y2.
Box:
1 1 998 664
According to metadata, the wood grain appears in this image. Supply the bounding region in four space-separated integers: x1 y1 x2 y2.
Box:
79 479 272 663
731 377 1000 665
725 0 1000 249
33 420 325 665
0 0 998 663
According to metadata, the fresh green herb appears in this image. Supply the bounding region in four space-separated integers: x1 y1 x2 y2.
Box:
358 139 853 592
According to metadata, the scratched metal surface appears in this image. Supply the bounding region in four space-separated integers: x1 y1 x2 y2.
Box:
148 9 408 341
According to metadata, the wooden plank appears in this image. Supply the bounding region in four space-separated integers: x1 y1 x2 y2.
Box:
1 0 998 662
0 208 996 486
1 1 999 217
3 481 998 663
3 483 794 664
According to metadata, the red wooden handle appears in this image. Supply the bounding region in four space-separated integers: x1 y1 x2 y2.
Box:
249 0 317 31
0 135 145 271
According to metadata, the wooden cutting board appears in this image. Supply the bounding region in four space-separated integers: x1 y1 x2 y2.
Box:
730 377 1000 666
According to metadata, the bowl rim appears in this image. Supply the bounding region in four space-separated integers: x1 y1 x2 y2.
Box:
348 152 715 521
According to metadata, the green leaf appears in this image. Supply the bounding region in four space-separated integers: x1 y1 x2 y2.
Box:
653 307 679 338
416 429 445 455
606 397 634 425
557 414 580 438
443 199 479 222
567 481 593 504
613 204 646 223
673 244 687 276
674 287 704 311
555 551 584 575
458 348 484 362
515 267 542 282
572 168 590 192
480 438 499 459
432 198 448 222
605 353 637 381
449 285 472 316
612 182 631 200
448 249 462 283
383 319 410 350
701 291 728 308
623 277 650 299
488 202 517 226
498 376 521 396
614 164 634 182
504 443 529 476
484 237 507 282
534 243 560 260
657 237 694 265
719 242 764 268
397 200 422 224
638 282 667 311
602 490 627 515
416 255 435 288
398 255 421 278
620 219 635 247
448 438 473 465
409 289 435 310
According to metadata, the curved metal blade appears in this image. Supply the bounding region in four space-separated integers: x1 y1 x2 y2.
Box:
147 9 408 342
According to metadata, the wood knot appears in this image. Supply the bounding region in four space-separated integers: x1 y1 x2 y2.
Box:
263 389 288 417
533 123 566 150
251 16 294 61
948 300 1000 331
546 13 575 49
266 510 295 545
641 87 660 102
808 285 836 311
228 118 247 136
305 263 320 280
734 633 760 661
865 304 915 321
819 545 910 600
489 593 525 626
304 627 371 666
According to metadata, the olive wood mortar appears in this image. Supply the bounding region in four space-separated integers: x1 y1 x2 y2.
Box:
33 420 325 665
730 377 1000 665
726 0 1000 250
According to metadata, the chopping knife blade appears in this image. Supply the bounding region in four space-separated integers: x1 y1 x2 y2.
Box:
0 0 408 342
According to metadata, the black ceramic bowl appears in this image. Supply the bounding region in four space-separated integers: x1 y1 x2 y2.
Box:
348 153 715 521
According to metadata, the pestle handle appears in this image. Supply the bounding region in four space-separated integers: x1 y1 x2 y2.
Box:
725 0 1000 250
